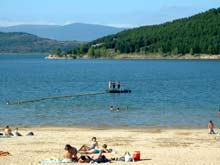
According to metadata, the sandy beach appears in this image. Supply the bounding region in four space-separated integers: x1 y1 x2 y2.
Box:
1 127 220 165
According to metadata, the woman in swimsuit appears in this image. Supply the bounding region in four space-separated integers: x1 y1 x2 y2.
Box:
80 144 110 154
79 137 99 152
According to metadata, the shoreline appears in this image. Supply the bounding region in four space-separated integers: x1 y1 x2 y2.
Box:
0 125 208 130
46 54 220 60
1 53 220 60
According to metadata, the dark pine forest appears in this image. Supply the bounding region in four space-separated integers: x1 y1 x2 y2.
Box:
65 8 220 57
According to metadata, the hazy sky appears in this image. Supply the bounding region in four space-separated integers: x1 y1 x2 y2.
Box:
0 0 219 27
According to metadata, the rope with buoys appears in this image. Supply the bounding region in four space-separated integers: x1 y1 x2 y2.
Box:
6 91 108 105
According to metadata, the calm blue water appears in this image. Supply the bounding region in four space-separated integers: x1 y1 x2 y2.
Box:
0 54 220 128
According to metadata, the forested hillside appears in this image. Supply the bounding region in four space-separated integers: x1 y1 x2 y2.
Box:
65 8 220 57
0 32 81 53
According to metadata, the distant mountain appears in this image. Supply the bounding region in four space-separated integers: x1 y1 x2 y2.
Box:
0 32 81 53
0 23 125 41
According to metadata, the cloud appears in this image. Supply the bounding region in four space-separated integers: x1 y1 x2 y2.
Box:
106 24 135 28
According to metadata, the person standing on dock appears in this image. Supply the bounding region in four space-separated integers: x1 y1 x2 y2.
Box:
108 81 112 90
112 81 115 90
117 81 121 89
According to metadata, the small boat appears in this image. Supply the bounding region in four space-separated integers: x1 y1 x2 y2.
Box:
108 89 131 93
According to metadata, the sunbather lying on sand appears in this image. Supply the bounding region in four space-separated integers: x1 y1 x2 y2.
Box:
79 144 110 154
78 150 111 163
78 155 93 163
1 126 33 137
89 150 111 163
0 151 11 157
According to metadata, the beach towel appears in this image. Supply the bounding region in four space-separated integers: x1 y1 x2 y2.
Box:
0 135 13 138
40 159 73 164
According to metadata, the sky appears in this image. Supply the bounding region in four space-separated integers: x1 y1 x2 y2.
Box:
0 0 220 27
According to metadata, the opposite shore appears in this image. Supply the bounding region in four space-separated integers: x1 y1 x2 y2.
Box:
1 127 220 165
46 54 220 60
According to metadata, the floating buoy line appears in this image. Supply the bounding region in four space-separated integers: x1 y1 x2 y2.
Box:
6 83 132 106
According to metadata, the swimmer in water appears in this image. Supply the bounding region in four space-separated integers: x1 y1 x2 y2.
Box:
109 106 114 111
116 107 121 112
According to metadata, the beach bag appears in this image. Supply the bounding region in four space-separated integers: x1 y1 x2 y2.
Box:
124 152 132 162
117 157 125 161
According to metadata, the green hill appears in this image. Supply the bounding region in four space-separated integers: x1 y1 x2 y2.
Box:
66 8 220 58
0 32 81 53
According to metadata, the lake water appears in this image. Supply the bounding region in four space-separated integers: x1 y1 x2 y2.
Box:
0 54 220 128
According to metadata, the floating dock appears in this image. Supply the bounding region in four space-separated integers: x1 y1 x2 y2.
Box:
108 89 131 93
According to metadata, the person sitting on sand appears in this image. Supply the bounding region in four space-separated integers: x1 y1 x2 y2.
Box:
63 144 78 162
80 144 110 154
100 144 110 153
208 120 215 134
79 137 99 152
12 128 22 136
4 126 13 136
